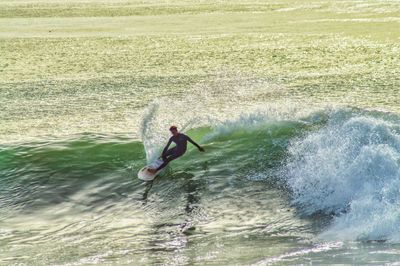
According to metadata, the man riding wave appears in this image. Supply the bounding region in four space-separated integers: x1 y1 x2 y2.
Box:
148 126 204 173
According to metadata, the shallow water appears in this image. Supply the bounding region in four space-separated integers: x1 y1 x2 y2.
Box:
1 0 400 265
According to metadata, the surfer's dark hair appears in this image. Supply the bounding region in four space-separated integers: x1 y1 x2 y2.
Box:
169 125 178 131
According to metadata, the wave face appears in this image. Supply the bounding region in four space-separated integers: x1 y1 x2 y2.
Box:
0 135 146 215
284 109 400 242
3 108 400 264
0 114 316 265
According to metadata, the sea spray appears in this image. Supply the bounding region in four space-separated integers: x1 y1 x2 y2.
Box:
137 73 312 163
284 109 400 241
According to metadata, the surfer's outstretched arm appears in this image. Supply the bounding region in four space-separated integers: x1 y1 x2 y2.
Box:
187 136 205 152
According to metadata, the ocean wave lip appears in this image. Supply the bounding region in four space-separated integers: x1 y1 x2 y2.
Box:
284 109 400 242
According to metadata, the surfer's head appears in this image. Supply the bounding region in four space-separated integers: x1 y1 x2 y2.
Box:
169 125 179 136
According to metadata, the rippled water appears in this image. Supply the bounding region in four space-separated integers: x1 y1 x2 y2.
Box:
1 0 400 265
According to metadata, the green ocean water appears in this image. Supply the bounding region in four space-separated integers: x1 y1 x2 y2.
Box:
1 0 400 265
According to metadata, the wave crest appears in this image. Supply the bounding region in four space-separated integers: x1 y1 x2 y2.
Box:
285 109 400 242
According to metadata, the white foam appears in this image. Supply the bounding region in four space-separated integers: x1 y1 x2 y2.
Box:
285 109 400 242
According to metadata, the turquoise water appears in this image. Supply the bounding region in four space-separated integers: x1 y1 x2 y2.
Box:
2 0 400 264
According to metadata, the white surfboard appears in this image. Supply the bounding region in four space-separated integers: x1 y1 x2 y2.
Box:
138 158 164 181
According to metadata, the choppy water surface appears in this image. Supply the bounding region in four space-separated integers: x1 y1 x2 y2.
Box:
1 0 400 265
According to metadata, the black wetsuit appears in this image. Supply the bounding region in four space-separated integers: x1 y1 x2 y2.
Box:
156 133 201 171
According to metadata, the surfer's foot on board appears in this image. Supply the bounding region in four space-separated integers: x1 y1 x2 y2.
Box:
147 168 157 174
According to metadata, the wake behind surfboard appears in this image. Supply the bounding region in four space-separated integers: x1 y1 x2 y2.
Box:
138 158 164 181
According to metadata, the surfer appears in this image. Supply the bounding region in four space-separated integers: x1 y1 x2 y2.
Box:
148 126 204 173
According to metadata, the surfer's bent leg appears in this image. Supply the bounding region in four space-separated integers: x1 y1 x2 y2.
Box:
161 148 176 161
156 153 182 171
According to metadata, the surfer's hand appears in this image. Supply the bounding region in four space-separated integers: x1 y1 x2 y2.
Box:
199 147 205 152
